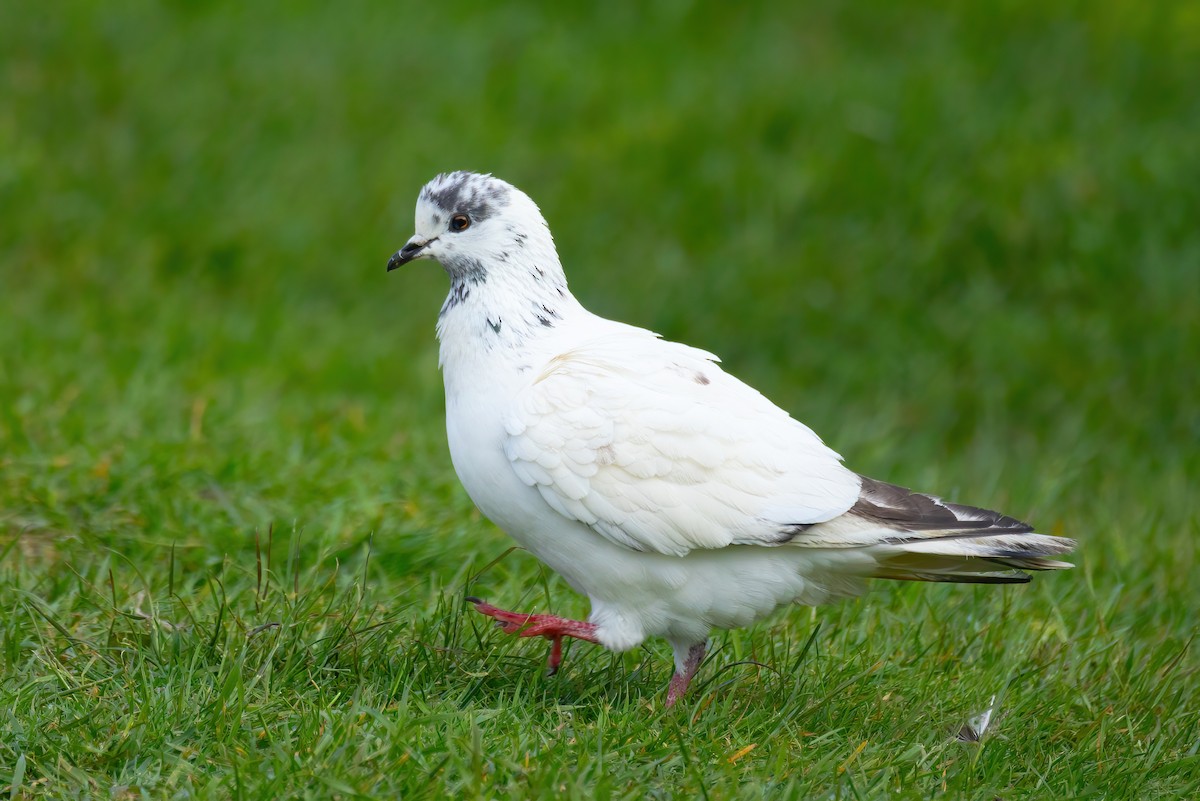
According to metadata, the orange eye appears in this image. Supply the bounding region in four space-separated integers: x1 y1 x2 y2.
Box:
449 214 470 232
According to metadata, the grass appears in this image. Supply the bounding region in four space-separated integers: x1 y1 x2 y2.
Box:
2 0 1198 797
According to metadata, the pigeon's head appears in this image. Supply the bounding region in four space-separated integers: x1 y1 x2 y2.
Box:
387 172 557 280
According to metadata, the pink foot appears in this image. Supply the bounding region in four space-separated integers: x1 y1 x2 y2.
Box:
466 596 598 675
665 642 707 708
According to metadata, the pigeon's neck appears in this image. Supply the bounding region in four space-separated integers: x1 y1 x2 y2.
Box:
435 249 583 371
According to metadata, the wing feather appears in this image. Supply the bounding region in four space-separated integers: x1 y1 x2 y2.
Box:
504 333 861 556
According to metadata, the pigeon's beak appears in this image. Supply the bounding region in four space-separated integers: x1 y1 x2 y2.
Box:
387 236 435 272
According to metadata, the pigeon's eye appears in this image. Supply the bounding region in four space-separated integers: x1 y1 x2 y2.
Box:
449 214 471 232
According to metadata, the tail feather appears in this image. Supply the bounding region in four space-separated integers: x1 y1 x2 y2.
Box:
870 565 1033 584
806 475 1077 585
869 546 1073 585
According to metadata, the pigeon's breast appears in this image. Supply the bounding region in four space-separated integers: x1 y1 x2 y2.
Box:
441 352 573 547
441 346 650 599
444 367 531 523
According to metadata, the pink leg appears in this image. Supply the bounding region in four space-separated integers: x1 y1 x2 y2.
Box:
465 597 598 676
665 642 707 708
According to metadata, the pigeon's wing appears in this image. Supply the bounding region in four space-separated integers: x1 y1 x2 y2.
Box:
504 332 861 557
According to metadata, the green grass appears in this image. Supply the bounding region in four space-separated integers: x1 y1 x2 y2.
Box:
2 1 1199 797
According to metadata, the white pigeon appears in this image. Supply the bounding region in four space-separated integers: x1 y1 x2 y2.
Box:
387 171 1075 706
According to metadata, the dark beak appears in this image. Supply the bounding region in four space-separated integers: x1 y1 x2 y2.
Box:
386 237 433 272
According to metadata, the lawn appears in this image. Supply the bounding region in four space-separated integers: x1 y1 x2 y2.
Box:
2 1 1198 798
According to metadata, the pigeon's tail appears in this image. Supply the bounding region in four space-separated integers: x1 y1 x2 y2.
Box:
808 476 1075 585
866 532 1075 584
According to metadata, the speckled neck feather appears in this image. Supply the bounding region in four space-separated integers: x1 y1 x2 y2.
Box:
418 173 582 366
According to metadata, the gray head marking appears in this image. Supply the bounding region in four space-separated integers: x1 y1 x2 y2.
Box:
420 171 512 224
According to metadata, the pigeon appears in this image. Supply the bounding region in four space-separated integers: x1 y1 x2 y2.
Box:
387 171 1075 706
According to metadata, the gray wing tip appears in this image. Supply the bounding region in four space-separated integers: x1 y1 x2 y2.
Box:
853 474 1045 535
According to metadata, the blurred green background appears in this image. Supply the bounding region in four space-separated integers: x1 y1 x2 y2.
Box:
2 1 1198 798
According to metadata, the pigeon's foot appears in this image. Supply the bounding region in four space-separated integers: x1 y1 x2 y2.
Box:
665 642 707 708
465 596 599 676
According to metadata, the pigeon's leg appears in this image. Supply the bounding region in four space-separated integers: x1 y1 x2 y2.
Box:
465 597 598 676
665 641 707 708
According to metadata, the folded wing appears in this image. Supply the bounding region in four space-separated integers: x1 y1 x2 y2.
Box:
504 332 862 557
